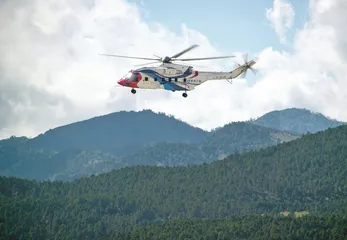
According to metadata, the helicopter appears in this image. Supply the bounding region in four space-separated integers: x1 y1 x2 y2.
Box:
100 44 257 97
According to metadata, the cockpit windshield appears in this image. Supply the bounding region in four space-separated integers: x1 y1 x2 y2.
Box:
124 71 139 82
124 71 132 79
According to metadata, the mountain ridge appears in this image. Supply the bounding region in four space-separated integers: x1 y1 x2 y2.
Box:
0 107 344 181
27 109 208 155
251 107 345 134
0 121 300 181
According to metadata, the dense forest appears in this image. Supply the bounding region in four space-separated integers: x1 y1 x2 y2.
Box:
0 124 346 239
126 215 347 240
3 215 345 239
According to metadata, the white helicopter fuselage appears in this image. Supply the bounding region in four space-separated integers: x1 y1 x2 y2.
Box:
117 61 255 93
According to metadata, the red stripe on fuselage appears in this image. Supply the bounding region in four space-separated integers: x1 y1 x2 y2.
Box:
189 71 199 78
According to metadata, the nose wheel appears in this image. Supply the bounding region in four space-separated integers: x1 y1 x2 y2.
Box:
131 89 136 94
182 92 187 98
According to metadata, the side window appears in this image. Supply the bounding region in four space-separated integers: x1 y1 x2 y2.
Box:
183 78 186 82
154 77 157 81
174 78 178 82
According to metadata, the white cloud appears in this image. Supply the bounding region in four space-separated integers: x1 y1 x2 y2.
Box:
0 0 347 139
0 0 226 138
266 0 295 43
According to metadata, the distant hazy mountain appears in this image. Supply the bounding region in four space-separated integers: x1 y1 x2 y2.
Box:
2 108 342 181
0 139 125 181
251 108 345 134
27 109 208 155
0 109 301 181
0 136 61 180
204 121 299 153
0 110 208 180
122 122 300 167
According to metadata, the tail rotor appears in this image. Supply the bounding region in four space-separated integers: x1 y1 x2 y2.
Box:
240 53 258 78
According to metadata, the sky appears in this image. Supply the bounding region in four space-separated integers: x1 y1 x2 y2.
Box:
0 0 346 139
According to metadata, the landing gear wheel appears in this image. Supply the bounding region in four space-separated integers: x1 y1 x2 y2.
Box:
182 92 187 98
131 89 136 94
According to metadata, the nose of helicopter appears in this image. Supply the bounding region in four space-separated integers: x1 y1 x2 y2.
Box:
117 79 125 86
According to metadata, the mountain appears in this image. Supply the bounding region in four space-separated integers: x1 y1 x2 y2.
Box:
27 109 208 155
120 122 300 167
0 120 299 181
204 121 299 153
252 108 346 134
0 136 58 180
1 125 346 238
2 108 343 181
0 109 209 180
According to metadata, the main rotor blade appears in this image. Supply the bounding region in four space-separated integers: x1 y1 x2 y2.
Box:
133 61 159 67
170 44 199 59
170 60 208 68
173 56 235 61
99 53 159 61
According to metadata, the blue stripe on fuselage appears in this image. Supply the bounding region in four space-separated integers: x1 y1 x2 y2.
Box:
163 82 187 91
137 68 191 79
136 68 189 91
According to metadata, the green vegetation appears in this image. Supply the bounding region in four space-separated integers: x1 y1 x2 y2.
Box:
0 124 346 239
127 215 347 240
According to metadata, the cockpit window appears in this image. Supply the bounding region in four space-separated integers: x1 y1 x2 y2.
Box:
124 71 139 82
124 72 132 79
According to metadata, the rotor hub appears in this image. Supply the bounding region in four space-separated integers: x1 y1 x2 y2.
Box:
163 56 171 63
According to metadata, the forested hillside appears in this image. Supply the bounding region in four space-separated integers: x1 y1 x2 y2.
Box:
126 216 347 240
252 108 345 133
121 122 299 167
1 125 346 239
0 110 299 181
